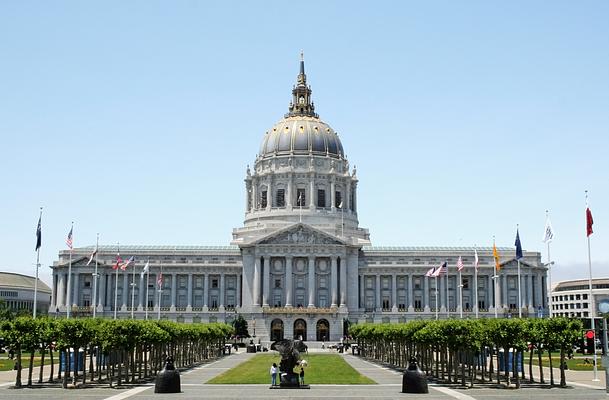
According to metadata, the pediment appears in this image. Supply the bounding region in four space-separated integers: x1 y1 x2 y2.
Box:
500 258 536 269
256 224 345 246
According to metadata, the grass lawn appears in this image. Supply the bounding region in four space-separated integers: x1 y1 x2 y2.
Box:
524 355 604 371
208 354 376 384
0 352 60 372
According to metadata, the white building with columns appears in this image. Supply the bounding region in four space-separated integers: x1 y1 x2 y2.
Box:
49 57 548 341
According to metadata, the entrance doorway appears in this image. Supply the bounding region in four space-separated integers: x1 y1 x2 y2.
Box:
316 319 329 341
294 319 307 341
271 319 284 341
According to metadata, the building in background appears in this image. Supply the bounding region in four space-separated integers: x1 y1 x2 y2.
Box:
551 278 609 318
0 271 51 315
49 58 547 341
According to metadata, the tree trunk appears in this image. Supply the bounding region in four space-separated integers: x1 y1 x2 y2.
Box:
15 346 23 388
528 348 534 383
548 351 554 386
27 350 35 386
537 349 544 383
48 349 55 383
38 346 46 384
559 348 566 387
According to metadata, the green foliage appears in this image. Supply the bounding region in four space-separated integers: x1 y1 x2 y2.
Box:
231 314 249 338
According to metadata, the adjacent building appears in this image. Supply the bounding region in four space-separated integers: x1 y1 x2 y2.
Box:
0 271 51 315
551 278 609 319
49 57 548 341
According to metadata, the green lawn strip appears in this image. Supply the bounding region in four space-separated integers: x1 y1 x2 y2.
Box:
208 354 376 384
0 352 61 372
523 356 604 371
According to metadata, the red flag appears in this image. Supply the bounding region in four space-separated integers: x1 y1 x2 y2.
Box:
587 207 594 237
113 253 123 270
157 272 164 288
457 256 464 272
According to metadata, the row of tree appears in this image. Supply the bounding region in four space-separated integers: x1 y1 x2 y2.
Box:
0 317 233 388
350 318 582 388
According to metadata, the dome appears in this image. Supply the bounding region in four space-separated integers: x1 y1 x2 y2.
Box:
258 116 344 159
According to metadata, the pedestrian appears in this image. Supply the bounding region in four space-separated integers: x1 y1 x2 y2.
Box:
270 363 278 386
299 366 305 385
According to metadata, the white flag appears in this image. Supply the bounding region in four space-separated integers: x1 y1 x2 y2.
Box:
338 201 343 209
543 216 555 243
86 248 97 266
141 260 150 277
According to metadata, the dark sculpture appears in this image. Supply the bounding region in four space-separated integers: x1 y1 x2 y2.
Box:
270 339 308 387
402 357 428 393
155 356 181 393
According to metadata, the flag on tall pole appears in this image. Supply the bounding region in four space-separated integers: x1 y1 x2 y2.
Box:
113 251 123 270
66 222 74 318
157 272 164 288
473 247 479 318
515 226 523 318
425 267 436 277
474 249 479 271
121 256 134 271
86 246 98 266
432 262 447 277
141 260 150 278
456 256 464 272
543 214 555 243
66 226 73 250
35 213 42 251
493 241 501 272
457 256 464 318
587 205 594 237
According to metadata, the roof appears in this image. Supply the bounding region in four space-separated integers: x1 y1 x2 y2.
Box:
362 246 514 252
65 245 240 252
0 271 51 292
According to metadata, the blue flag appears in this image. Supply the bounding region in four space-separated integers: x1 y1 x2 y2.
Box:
515 229 523 260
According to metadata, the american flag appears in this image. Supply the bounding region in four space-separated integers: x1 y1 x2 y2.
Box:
157 272 164 288
121 256 134 271
457 256 464 272
113 252 123 270
66 226 73 249
433 262 447 277
424 267 436 277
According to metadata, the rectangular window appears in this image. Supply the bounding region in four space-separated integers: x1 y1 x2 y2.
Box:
212 279 218 288
296 189 306 206
276 189 285 207
275 279 281 289
462 278 469 289
261 190 268 208
317 189 325 208
414 278 421 290
414 298 422 309
335 191 342 208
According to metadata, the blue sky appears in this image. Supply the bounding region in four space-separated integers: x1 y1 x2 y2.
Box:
1 1 608 287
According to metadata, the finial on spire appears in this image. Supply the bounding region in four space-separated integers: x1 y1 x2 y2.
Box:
300 50 304 61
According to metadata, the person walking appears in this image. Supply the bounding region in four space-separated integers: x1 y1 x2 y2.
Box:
270 363 278 386
299 366 305 385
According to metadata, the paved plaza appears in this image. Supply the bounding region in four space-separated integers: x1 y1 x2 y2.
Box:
0 351 607 400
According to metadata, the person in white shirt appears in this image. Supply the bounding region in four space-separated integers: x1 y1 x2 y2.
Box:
270 363 278 386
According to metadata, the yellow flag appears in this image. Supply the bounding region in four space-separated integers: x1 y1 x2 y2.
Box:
493 242 501 272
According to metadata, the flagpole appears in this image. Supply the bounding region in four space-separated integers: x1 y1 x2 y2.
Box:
145 259 150 320
458 269 463 319
585 191 598 381
130 260 136 319
517 224 522 318
33 207 42 319
493 236 498 319
92 233 99 318
474 248 479 319
157 265 163 321
546 210 553 318
114 242 119 320
435 276 439 320
66 222 74 319
446 263 450 318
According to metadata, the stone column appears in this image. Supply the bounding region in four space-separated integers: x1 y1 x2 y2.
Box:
535 273 543 309
407 274 414 311
287 174 293 209
266 178 272 211
72 272 80 307
330 179 336 211
339 257 347 307
308 256 315 307
204 273 209 308
252 181 257 210
502 275 508 309
262 256 270 307
527 274 534 308
220 274 225 307
439 275 446 311
121 272 128 309
236 273 242 308
98 272 106 308
309 175 315 209
57 273 65 308
171 274 177 309
138 271 145 309
187 274 193 309
285 256 293 307
352 181 358 212
346 180 351 212
391 274 397 311
375 275 381 310
423 275 429 311
330 256 338 307
253 257 261 306
359 274 365 308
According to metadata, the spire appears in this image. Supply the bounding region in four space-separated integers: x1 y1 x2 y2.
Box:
287 52 317 118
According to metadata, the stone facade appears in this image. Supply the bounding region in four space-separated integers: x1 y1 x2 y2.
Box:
49 57 548 341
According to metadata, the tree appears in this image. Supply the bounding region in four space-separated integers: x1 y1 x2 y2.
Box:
231 315 249 339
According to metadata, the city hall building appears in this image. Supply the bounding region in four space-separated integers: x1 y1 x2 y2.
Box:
50 58 548 341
